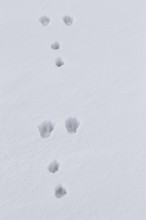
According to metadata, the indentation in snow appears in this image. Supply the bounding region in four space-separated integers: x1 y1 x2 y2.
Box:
38 120 54 138
63 15 73 26
55 185 67 198
48 160 59 173
51 41 60 50
39 16 50 26
65 117 80 134
55 57 64 67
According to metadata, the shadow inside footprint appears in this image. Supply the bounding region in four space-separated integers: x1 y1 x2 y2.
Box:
55 185 67 198
51 41 60 50
39 16 50 26
55 57 64 67
63 15 73 26
65 117 80 134
48 160 59 174
38 120 54 138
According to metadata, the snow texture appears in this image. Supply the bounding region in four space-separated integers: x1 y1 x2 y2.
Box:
0 0 146 219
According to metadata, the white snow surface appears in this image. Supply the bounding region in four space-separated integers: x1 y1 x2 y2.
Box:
0 0 146 219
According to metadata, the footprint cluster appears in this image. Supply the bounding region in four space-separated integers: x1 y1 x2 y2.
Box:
39 15 74 68
38 117 80 138
38 118 80 199
38 15 78 199
39 15 73 27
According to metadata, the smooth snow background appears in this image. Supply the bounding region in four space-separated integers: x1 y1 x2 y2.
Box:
0 0 146 219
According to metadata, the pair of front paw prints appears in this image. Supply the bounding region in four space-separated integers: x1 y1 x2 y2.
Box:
38 117 80 199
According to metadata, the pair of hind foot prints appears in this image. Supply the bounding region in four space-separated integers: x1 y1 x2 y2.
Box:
38 117 80 138
39 15 73 26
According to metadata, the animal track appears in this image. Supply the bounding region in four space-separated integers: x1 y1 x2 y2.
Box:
51 41 60 50
38 120 54 138
55 184 67 198
39 16 50 26
55 57 64 67
38 15 76 200
65 117 80 134
63 15 73 26
48 160 59 173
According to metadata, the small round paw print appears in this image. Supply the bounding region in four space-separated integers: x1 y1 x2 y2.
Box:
48 160 59 174
39 16 50 26
55 184 67 198
63 15 73 26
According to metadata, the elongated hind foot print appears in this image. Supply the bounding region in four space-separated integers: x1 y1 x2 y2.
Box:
38 120 54 138
48 160 59 174
65 117 80 134
55 184 67 199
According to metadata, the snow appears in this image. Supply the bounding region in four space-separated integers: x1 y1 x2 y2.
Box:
0 0 146 219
